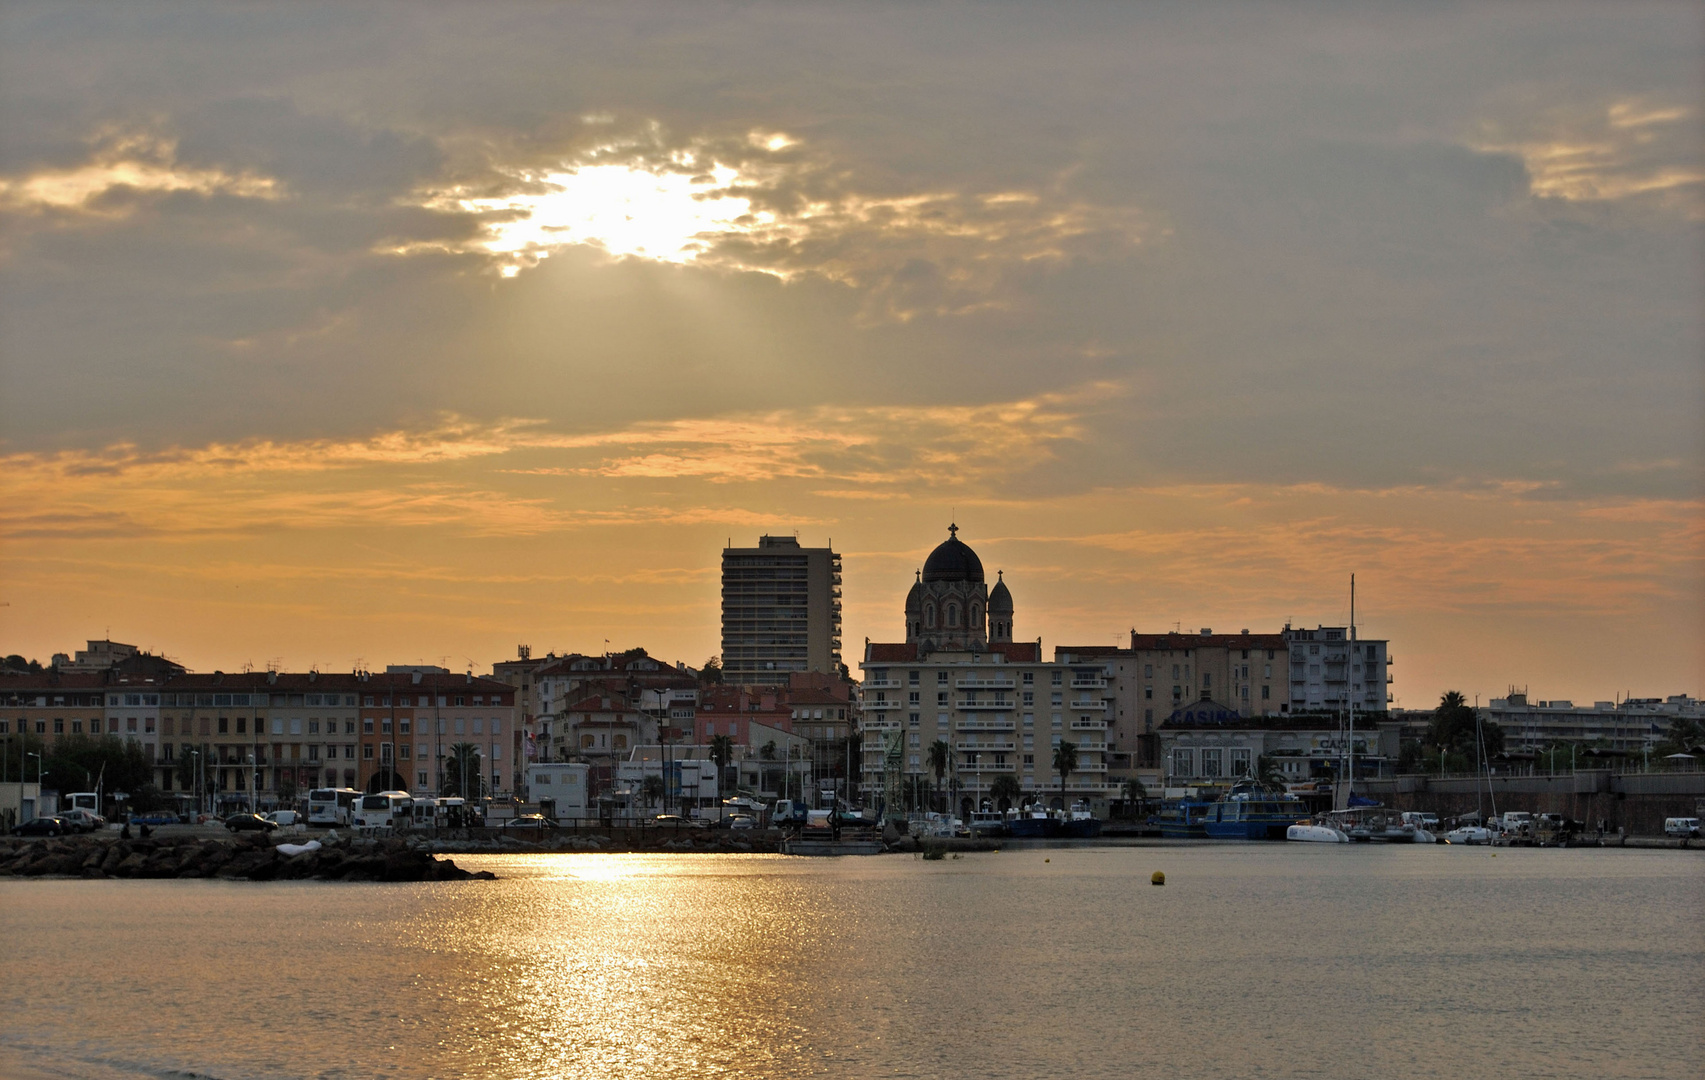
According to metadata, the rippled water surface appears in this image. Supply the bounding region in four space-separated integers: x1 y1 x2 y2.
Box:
2 844 1700 1079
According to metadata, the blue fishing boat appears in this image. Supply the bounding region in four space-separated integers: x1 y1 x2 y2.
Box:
1152 798 1215 839
1200 782 1308 840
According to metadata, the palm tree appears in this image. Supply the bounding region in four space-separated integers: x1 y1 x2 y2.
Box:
927 740 951 812
641 774 666 808
1120 776 1147 816
1052 740 1079 808
441 742 484 799
709 734 734 795
1255 754 1285 791
989 773 1022 812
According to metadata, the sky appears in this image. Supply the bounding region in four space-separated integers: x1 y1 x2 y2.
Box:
0 2 1700 708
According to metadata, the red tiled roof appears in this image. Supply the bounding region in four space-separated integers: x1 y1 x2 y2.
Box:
865 643 918 662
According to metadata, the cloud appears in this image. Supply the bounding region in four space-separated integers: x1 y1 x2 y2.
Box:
1471 97 1704 216
394 125 1143 319
0 128 282 217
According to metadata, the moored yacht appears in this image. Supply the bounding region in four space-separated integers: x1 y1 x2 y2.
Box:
1201 781 1308 840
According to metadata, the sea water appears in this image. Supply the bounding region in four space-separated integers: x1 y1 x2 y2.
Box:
1 844 1699 1079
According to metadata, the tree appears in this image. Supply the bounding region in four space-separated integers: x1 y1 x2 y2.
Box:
1658 715 1704 756
175 746 217 805
700 655 724 685
990 773 1022 811
275 771 300 806
42 734 152 799
758 740 778 794
641 774 666 808
1053 740 1079 807
1255 755 1284 791
1426 691 1479 756
927 740 951 811
709 734 735 794
1121 776 1148 805
440 743 485 799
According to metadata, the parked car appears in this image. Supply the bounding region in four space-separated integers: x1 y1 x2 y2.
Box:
1663 817 1701 838
223 813 278 833
727 815 757 830
501 814 557 830
1445 825 1493 845
61 809 106 832
129 812 174 827
264 810 300 828
652 814 705 828
15 816 72 836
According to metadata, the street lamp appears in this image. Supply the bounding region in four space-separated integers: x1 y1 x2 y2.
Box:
25 751 41 786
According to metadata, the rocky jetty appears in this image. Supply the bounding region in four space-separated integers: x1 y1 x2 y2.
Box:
0 832 496 882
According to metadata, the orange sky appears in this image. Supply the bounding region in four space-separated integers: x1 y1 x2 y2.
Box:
1 4 1700 707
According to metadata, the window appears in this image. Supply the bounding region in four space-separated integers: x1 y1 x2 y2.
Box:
1261 686 1270 700
72 720 83 733
35 720 45 734
937 671 949 684
1144 687 1153 700
346 720 357 735
308 745 320 761
1203 673 1212 687
473 718 485 735
53 718 64 733
1230 748 1251 776
908 670 920 686
363 744 374 760
1051 671 1063 686
237 717 248 735
908 712 920 727
1051 692 1062 705
491 718 502 735
364 696 375 707
1171 748 1193 776
309 720 320 734
381 719 392 734
455 718 466 735
127 717 138 733
218 717 229 734
418 771 429 788
1051 714 1062 729
1022 691 1034 705
1023 712 1034 727
363 718 374 734
1201 749 1223 777
381 743 393 764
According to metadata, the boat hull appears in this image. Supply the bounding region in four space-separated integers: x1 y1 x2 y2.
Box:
1287 824 1349 843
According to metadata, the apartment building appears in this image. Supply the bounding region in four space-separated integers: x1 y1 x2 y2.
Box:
859 527 1111 816
1485 692 1700 754
721 534 843 684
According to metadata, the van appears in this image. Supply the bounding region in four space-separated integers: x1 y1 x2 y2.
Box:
1500 811 1533 831
1663 817 1700 838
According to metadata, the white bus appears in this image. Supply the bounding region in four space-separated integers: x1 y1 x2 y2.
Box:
351 790 414 832
307 787 360 827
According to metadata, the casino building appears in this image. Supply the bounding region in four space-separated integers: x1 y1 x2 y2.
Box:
859 526 1112 818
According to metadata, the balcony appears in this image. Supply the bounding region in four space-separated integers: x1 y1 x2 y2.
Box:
956 698 1015 710
956 740 1016 752
862 680 905 690
961 760 1017 772
1068 698 1105 711
957 677 1015 689
1070 718 1108 730
1070 677 1107 689
1074 741 1108 753
956 717 1016 732
862 719 902 732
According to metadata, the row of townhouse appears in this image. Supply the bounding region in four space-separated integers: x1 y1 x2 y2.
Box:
1 662 520 804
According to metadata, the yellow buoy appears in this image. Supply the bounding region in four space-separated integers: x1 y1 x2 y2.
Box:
1151 871 1165 886
1044 858 1050 863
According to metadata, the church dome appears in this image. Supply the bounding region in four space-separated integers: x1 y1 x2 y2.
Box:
922 524 984 583
988 572 1012 611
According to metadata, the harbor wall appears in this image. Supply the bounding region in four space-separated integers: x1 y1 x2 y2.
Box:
1359 772 1705 835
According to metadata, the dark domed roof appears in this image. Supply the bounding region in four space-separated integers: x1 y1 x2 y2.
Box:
988 572 1012 610
922 524 984 583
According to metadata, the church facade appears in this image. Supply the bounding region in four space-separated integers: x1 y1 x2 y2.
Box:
859 526 1112 818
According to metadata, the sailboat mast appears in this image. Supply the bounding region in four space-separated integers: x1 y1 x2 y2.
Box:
1347 574 1355 799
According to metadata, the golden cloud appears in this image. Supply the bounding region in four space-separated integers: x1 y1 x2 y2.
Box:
1472 97 1703 216
393 127 1143 318
0 130 282 217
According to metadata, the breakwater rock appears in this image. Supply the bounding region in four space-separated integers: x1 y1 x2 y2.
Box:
0 833 496 882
